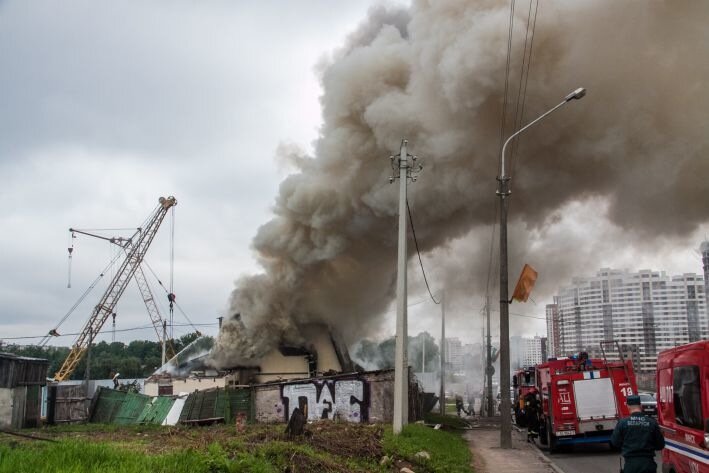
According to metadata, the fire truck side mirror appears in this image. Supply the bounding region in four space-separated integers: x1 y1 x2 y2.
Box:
513 377 518 388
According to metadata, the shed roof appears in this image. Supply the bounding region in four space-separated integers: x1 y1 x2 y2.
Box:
0 352 50 388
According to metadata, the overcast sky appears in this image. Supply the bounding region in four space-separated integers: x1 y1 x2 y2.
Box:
0 0 387 346
1 0 707 352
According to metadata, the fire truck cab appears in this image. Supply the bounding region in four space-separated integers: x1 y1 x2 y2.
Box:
536 354 637 452
657 340 709 473
513 367 537 427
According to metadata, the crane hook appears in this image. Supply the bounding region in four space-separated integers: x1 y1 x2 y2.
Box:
67 232 75 288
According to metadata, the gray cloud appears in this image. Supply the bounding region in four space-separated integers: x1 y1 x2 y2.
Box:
0 0 378 346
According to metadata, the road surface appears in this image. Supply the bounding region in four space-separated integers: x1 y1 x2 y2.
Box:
535 441 662 473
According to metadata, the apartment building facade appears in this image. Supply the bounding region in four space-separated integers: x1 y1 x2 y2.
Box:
554 268 708 372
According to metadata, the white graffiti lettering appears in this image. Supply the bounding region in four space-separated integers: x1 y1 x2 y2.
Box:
282 379 366 423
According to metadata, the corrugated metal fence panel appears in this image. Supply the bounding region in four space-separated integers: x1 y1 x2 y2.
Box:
196 389 217 419
114 392 150 425
136 396 174 425
215 389 227 419
179 388 229 423
90 388 126 423
227 388 252 423
178 393 195 423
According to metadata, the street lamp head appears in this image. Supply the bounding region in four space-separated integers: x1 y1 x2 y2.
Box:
565 87 586 101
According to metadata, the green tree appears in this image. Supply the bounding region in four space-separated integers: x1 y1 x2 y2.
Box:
173 332 202 353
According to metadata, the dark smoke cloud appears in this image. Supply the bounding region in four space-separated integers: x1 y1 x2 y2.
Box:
209 0 709 367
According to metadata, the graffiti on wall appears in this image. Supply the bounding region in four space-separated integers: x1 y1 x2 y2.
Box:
281 379 366 422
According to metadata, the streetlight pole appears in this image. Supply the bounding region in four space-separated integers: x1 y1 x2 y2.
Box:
497 87 586 448
485 293 494 417
439 290 446 415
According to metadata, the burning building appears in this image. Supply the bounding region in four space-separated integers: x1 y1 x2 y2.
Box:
144 323 356 396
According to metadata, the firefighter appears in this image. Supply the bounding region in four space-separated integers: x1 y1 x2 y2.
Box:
455 395 467 417
577 351 593 370
610 395 664 473
523 388 540 441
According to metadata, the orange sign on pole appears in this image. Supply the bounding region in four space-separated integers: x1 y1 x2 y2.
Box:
511 264 538 303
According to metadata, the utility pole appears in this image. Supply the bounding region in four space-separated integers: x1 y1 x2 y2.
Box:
485 294 494 416
422 335 426 373
439 291 446 414
390 139 421 434
85 329 93 385
161 320 167 366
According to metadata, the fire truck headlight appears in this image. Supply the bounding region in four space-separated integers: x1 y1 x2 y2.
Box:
704 432 709 447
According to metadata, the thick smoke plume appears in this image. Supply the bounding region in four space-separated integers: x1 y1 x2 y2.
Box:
209 0 709 368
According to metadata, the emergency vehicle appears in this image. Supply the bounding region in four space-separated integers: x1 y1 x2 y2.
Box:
513 367 537 427
536 351 637 452
657 340 709 473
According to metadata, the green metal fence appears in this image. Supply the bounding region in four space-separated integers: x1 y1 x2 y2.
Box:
136 396 175 425
90 388 151 424
90 386 252 425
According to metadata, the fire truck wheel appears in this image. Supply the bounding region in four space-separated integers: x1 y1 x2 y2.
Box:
546 419 558 453
539 420 548 446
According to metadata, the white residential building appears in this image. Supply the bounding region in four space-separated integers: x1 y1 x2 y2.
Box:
546 298 561 358
522 336 544 367
555 268 708 372
445 337 464 374
510 335 544 369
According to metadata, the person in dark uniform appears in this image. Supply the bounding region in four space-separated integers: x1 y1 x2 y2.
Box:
455 395 469 417
524 388 541 441
610 395 665 473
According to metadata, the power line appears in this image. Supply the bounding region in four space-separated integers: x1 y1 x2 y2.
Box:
498 0 517 157
2 323 218 342
510 0 540 180
489 308 546 320
406 200 440 305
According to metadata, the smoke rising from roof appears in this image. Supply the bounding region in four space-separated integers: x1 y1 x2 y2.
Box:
209 0 709 368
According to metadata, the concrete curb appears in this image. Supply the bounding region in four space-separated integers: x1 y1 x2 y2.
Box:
513 426 567 473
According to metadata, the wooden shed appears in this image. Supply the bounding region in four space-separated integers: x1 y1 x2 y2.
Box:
0 352 50 429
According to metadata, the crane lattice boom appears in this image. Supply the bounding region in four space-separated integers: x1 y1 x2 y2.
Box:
53 196 177 381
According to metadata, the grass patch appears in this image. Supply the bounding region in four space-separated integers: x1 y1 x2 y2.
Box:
0 440 214 473
0 421 472 473
383 424 472 473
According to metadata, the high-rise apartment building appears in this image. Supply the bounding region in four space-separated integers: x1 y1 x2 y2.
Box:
555 268 707 372
445 337 464 374
546 298 561 357
522 336 544 367
702 240 709 309
510 335 544 369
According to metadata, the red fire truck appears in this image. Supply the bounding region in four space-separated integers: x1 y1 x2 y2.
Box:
513 367 537 427
536 352 637 452
657 340 709 473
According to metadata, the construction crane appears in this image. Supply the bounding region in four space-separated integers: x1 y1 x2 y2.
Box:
67 229 177 362
53 196 177 381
